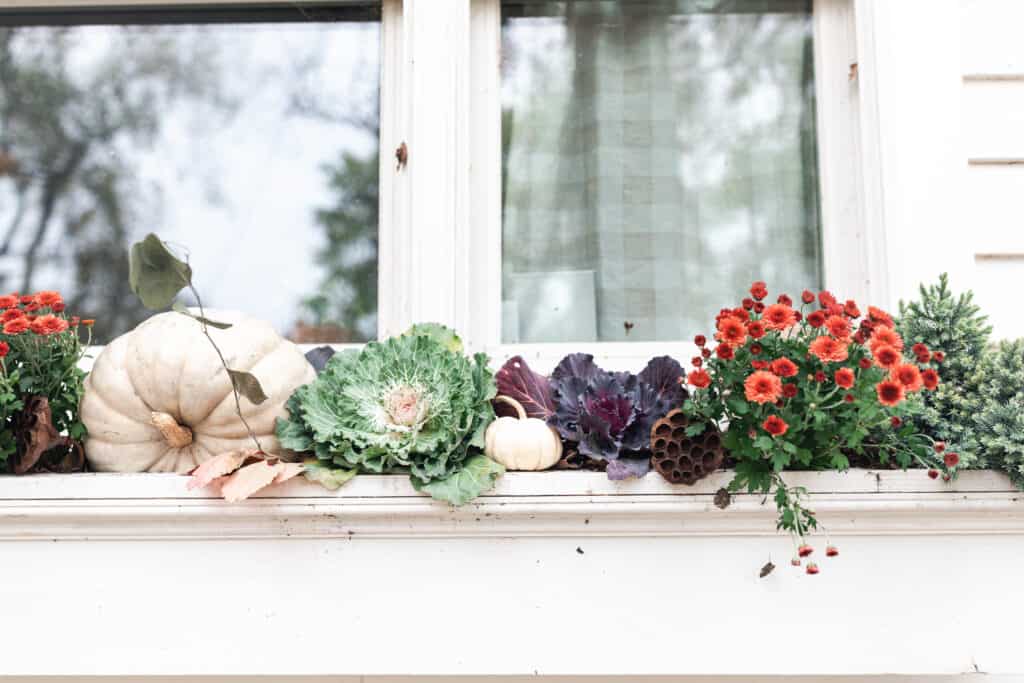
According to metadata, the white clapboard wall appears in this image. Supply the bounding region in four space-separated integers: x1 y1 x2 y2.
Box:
961 0 1024 341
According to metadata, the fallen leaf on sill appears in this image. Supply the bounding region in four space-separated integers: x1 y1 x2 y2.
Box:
187 449 255 490
221 460 285 503
272 462 305 484
714 487 732 509
760 561 776 578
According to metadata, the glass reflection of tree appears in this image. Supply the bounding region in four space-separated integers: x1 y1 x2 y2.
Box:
0 27 224 342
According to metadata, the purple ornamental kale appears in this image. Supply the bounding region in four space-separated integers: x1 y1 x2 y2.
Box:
549 353 686 480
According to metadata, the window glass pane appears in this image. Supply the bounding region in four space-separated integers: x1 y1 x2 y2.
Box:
0 8 380 344
501 0 821 343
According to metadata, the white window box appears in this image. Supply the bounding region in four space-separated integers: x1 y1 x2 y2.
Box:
0 469 1020 678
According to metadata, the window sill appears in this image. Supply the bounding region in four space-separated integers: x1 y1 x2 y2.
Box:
0 468 1019 541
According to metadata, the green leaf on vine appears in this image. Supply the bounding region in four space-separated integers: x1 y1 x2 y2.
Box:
129 233 193 310
171 301 233 329
227 369 269 405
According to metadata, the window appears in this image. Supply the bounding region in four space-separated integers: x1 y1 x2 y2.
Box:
1 0 868 371
500 1 821 344
0 5 380 344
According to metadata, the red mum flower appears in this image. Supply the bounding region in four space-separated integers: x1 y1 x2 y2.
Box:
24 302 39 312
747 320 766 339
742 297 755 310
18 295 32 305
858 357 872 370
932 351 945 363
777 294 793 307
798 544 814 558
750 343 763 355
716 317 747 347
844 300 861 318
0 295 16 309
801 290 815 304
701 348 711 359
928 469 940 480
694 334 706 347
868 306 894 327
794 311 803 322
744 370 783 404
762 303 797 330
1 308 23 323
814 371 826 383
876 379 906 406
782 383 798 398
806 310 826 328
751 360 770 370
843 393 855 403
771 357 799 378
944 452 960 468
691 356 703 368
732 307 751 321
891 416 902 427
762 414 788 437
869 325 904 352
51 302 66 313
921 368 940 390
0 341 8 357
810 336 849 363
911 342 929 358
753 301 765 314
825 315 852 340
853 331 867 345
687 369 712 389
892 363 923 392
750 281 768 301
818 290 837 309
873 344 902 370
934 441 946 453
826 545 839 557
715 344 734 360
3 318 29 335
834 367 855 389
70 316 80 327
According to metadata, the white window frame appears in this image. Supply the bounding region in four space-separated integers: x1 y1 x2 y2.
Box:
4 0 889 374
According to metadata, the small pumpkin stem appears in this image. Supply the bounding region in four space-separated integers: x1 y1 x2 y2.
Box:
151 411 193 449
494 395 528 420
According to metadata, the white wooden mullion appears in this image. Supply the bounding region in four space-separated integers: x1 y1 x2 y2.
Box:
379 0 473 339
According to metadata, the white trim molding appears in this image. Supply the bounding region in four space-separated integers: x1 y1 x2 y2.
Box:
0 469 1018 541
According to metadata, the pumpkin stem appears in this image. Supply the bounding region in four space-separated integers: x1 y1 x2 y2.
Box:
493 395 528 420
150 411 193 449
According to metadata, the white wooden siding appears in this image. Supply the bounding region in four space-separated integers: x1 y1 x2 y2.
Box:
961 0 1024 340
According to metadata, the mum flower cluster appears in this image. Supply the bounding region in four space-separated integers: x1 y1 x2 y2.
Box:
684 281 946 565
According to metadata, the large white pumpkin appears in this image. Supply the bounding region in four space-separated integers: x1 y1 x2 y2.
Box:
81 310 316 473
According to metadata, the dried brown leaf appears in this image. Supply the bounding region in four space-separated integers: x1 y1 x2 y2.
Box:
221 460 282 503
187 450 256 491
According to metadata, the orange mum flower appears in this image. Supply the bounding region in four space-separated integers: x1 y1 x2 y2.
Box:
873 344 902 370
844 300 861 318
771 357 799 378
868 306 894 327
762 303 797 330
921 368 940 391
892 363 923 392
3 318 29 335
809 336 849 363
747 320 766 339
716 317 747 347
824 315 852 340
876 379 905 406
869 325 903 352
687 369 711 389
35 291 62 308
762 414 788 437
0 295 16 309
834 367 855 389
744 370 783 404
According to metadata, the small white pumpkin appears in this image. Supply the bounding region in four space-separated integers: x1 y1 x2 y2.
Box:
80 310 316 473
484 396 563 470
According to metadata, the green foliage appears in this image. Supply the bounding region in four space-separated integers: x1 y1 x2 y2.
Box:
276 324 500 505
973 340 1024 485
129 234 194 310
897 273 992 465
412 454 505 506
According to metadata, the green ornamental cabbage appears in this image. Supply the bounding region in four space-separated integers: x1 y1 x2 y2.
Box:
275 324 502 505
